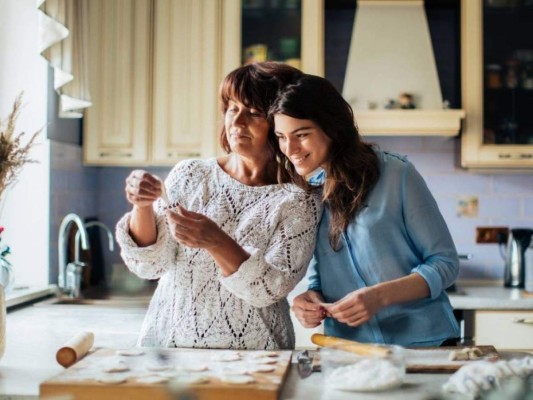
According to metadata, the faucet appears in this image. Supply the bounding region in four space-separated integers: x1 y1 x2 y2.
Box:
58 213 90 295
69 221 114 298
74 221 114 262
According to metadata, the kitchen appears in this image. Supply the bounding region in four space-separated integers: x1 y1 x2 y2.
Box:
1 0 533 399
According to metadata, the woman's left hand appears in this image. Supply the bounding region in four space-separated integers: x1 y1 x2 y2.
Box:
166 206 223 249
326 287 384 327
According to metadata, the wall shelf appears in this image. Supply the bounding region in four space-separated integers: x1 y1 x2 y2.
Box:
354 109 465 136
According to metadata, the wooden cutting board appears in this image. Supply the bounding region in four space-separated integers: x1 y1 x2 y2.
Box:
40 348 292 400
405 345 498 373
312 345 498 374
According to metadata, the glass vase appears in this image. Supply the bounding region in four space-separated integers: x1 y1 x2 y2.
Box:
0 258 13 291
0 284 5 360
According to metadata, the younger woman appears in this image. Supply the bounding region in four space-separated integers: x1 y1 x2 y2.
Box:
270 74 459 347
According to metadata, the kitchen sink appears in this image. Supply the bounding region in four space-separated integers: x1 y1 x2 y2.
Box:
38 283 155 307
48 296 151 307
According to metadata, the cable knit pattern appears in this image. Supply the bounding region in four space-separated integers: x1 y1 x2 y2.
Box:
116 158 321 350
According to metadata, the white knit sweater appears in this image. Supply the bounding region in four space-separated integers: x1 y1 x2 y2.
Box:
116 158 321 350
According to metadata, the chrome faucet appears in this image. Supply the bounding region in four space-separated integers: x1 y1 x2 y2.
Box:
74 221 114 262
58 213 90 295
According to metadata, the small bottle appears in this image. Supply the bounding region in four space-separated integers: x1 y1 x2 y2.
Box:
485 64 502 89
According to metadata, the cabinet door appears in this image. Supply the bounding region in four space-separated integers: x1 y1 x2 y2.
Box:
84 0 152 166
221 0 323 77
151 0 223 165
461 0 533 168
474 310 533 351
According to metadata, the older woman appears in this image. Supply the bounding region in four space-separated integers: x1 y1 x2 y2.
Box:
115 62 321 350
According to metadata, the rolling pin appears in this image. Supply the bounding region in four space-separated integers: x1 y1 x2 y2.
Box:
311 333 392 357
56 331 94 368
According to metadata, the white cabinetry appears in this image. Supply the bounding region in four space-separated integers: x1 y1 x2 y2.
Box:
84 0 151 165
84 0 222 166
474 310 533 351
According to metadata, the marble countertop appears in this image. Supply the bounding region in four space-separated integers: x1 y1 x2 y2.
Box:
449 284 533 310
1 284 532 399
0 300 458 400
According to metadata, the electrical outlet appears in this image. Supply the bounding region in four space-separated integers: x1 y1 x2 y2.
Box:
476 226 509 244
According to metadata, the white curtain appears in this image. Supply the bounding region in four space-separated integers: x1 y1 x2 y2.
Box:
37 0 92 118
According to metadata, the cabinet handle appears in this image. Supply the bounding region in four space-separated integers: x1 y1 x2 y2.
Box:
99 152 133 158
167 152 201 158
512 318 533 325
498 153 533 159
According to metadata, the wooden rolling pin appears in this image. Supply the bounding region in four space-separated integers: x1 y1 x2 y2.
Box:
56 331 94 368
311 333 392 357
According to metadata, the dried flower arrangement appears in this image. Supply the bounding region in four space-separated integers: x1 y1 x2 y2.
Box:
0 93 41 202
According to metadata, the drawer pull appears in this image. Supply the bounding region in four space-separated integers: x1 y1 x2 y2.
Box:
512 318 533 325
498 153 533 159
167 152 201 158
99 152 133 158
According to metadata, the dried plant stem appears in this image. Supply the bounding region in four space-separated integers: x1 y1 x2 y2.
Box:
0 93 41 201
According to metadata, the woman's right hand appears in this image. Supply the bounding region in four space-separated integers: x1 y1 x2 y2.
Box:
125 170 162 209
292 290 327 328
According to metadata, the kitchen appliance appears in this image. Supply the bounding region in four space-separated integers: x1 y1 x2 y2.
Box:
503 228 533 288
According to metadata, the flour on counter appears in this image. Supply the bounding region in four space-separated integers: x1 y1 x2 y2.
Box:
326 359 404 392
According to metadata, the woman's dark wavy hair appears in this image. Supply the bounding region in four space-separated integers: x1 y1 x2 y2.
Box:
219 62 303 168
269 75 380 250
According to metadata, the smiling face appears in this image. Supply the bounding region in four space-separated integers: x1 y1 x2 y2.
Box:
274 114 331 177
224 100 270 157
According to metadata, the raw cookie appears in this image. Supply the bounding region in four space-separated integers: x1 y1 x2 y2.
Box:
249 365 276 373
211 353 241 362
116 349 144 356
250 351 278 359
181 364 209 372
103 361 130 373
146 363 172 371
98 376 127 384
221 367 250 375
255 357 277 365
136 376 169 384
219 375 255 384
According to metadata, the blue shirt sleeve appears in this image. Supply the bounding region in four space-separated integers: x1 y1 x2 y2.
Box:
401 161 459 299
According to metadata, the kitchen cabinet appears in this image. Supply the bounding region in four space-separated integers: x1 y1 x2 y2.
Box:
224 0 464 136
474 310 533 351
220 0 324 77
84 0 151 165
84 0 222 166
461 0 533 168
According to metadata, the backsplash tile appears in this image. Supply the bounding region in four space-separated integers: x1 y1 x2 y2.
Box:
51 137 533 286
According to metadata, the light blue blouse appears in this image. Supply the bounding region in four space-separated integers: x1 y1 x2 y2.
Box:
307 151 460 347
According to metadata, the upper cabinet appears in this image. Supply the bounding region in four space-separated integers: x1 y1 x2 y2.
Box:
84 0 222 166
224 0 464 136
461 0 533 168
220 0 324 77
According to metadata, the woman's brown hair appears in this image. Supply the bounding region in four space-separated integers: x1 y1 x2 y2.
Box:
269 75 380 249
219 62 303 158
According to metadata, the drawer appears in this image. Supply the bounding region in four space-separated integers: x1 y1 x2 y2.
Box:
474 310 533 351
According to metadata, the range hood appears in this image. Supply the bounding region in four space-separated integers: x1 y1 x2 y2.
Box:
342 0 464 136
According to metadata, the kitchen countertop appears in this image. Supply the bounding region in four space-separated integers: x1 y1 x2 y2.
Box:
0 300 457 400
448 284 533 310
1 284 532 399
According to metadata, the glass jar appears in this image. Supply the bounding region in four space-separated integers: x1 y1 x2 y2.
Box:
486 64 502 89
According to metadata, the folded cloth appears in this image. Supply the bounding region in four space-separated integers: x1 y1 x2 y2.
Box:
442 357 533 398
